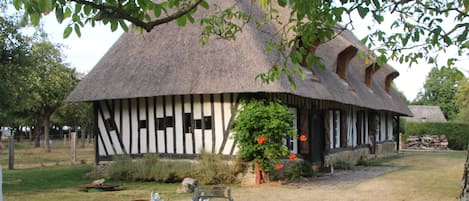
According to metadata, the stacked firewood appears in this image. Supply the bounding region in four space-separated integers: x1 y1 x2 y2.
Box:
405 135 448 150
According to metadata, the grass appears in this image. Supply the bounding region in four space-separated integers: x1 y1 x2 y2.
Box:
357 153 405 166
0 139 466 201
359 150 466 201
3 165 193 201
4 165 92 193
0 139 94 168
0 140 194 201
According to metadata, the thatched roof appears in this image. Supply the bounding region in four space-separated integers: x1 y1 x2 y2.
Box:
404 105 447 122
68 0 411 116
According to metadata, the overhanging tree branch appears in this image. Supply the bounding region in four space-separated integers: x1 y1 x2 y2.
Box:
70 0 203 32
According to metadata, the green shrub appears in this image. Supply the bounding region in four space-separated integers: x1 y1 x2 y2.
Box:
269 160 315 181
357 159 383 167
333 160 352 170
232 99 295 172
104 155 137 180
105 152 241 184
104 154 194 182
194 151 239 185
403 122 469 150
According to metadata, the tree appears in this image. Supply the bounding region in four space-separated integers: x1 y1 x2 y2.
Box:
1 4 76 149
455 78 469 122
26 41 77 152
12 0 469 85
413 66 464 120
52 102 93 148
0 13 33 127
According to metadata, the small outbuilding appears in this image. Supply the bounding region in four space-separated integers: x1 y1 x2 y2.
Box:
405 105 447 122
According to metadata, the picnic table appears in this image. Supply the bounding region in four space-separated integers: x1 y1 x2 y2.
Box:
192 186 233 201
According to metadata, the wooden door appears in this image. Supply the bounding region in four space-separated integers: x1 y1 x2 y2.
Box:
299 110 310 155
310 110 324 163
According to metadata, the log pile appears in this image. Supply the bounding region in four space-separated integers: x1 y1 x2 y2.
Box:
405 135 448 150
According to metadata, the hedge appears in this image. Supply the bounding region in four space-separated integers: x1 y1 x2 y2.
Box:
403 122 469 150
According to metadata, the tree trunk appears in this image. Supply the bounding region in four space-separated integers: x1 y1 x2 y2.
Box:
34 121 41 147
80 126 86 148
19 126 24 142
43 114 51 152
28 126 32 140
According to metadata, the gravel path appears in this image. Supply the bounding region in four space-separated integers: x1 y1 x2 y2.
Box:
228 166 400 201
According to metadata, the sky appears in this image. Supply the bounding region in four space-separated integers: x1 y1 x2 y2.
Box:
39 13 467 102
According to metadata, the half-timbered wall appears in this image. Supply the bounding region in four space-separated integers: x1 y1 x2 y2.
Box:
95 94 240 160
326 108 395 150
95 92 398 162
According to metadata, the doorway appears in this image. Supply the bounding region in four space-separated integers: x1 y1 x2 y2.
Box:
310 110 324 163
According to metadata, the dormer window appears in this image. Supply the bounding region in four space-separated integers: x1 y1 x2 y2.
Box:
385 71 399 94
365 64 380 87
292 36 320 68
336 46 358 80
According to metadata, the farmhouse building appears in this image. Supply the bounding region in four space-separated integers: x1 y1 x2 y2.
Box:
67 1 411 166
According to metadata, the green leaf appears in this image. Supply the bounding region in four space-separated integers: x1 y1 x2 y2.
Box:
83 5 92 15
357 6 369 18
176 15 187 26
75 3 82 13
64 7 71 18
153 4 162 17
412 30 420 41
110 20 118 32
39 0 52 13
305 54 314 68
277 0 287 7
30 13 41 25
119 20 128 32
360 36 368 45
443 35 452 45
401 34 410 46
372 12 384 23
74 24 81 37
187 14 195 24
13 0 21 10
200 0 209 9
63 26 73 38
372 0 380 9
55 6 64 23
428 57 434 64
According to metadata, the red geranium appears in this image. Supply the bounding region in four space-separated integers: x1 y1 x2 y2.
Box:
275 164 284 170
257 136 267 144
299 134 308 142
288 153 297 161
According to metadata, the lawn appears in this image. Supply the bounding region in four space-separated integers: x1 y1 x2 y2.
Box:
0 140 466 201
0 139 94 169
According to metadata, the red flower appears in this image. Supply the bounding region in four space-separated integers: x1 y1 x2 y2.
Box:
288 154 297 161
299 134 308 142
257 136 268 144
275 164 284 170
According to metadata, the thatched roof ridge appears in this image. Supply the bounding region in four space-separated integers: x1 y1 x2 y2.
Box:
68 0 411 116
405 105 447 122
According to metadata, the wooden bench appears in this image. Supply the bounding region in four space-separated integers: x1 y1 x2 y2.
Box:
192 186 233 201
